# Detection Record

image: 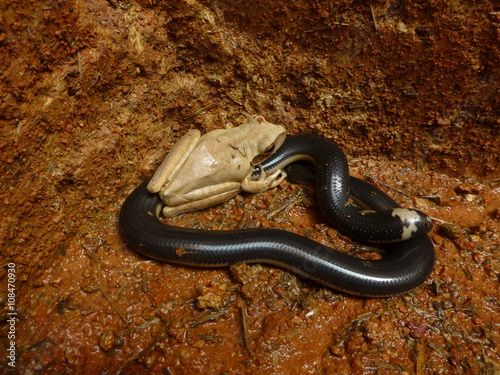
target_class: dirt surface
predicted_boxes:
[1,0,500,374]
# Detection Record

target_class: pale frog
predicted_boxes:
[147,115,287,217]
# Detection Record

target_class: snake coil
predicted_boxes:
[119,135,434,297]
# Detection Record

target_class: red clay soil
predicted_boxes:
[1,0,499,374]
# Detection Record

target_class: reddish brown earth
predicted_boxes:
[1,0,499,374]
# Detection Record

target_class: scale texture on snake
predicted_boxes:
[119,135,435,297]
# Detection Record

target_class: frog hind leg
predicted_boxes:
[162,185,241,217]
[147,129,201,193]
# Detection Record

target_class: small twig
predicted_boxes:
[428,215,452,225]
[77,51,83,78]
[348,102,366,110]
[420,194,455,200]
[189,309,228,328]
[15,120,25,143]
[304,22,349,33]
[365,174,406,196]
[84,250,131,329]
[238,298,251,352]
[135,317,161,330]
[182,103,218,121]
[370,5,379,32]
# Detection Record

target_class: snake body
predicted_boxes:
[119,135,434,297]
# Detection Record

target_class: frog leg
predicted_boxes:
[162,182,242,217]
[147,129,201,193]
[241,167,287,194]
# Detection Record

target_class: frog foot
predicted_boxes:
[241,167,286,194]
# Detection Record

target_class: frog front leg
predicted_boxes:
[147,129,201,193]
[241,167,287,194]
[162,182,242,217]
